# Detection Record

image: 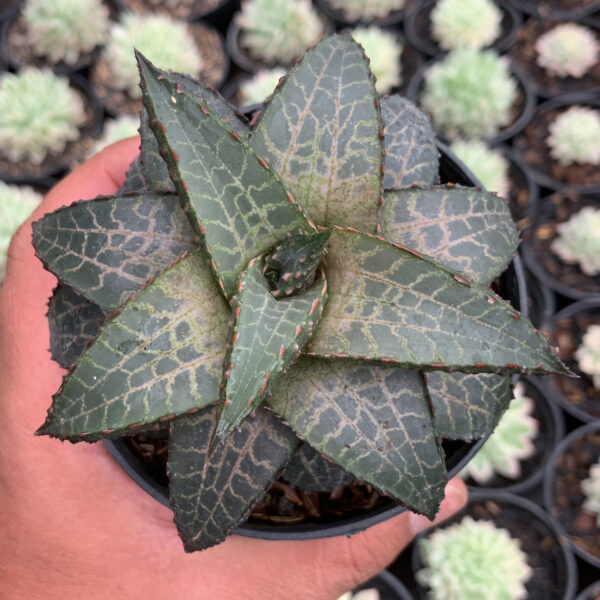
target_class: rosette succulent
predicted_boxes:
[22,0,109,66]
[33,34,567,552]
[575,324,600,388]
[417,516,532,599]
[547,106,600,166]
[238,68,286,106]
[582,457,600,525]
[460,382,538,484]
[536,23,599,79]
[327,0,405,22]
[88,115,139,158]
[430,0,502,51]
[338,589,379,600]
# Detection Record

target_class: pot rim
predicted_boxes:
[505,0,600,21]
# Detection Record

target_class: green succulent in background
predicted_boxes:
[535,23,599,79]
[575,325,600,388]
[430,0,502,51]
[421,48,517,139]
[338,589,379,600]
[0,67,86,165]
[33,34,567,552]
[88,115,139,158]
[460,382,537,484]
[103,12,203,98]
[235,0,325,65]
[350,25,402,94]
[547,106,600,166]
[327,0,405,21]
[0,182,43,280]
[551,207,600,276]
[238,67,286,106]
[450,139,510,199]
[582,457,600,525]
[22,0,109,66]
[416,516,532,600]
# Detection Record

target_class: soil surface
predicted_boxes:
[511,18,600,98]
[119,0,224,20]
[507,159,534,231]
[551,431,600,562]
[526,192,600,297]
[519,0,600,18]
[515,105,600,187]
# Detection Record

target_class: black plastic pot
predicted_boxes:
[543,422,600,570]
[542,299,600,423]
[411,490,578,600]
[577,581,600,600]
[521,192,600,301]
[506,0,600,20]
[0,0,19,25]
[513,94,600,194]
[104,142,530,542]
[356,570,414,600]
[522,266,556,331]
[314,0,408,28]
[462,376,564,496]
[403,0,521,57]
[405,59,536,145]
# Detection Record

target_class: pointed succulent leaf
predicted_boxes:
[282,443,354,492]
[137,53,314,299]
[269,358,446,518]
[213,255,328,447]
[138,72,250,194]
[36,252,229,441]
[48,284,106,369]
[169,406,299,552]
[427,372,512,440]
[381,96,438,189]
[32,193,200,312]
[264,230,331,297]
[250,34,382,231]
[379,185,518,284]
[307,229,567,375]
[119,155,147,194]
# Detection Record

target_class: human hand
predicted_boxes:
[0,139,467,600]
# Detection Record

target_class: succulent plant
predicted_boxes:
[88,115,139,158]
[450,139,510,198]
[0,182,43,279]
[22,0,109,66]
[582,457,600,525]
[238,67,286,106]
[338,589,379,600]
[575,324,600,388]
[421,48,517,139]
[32,34,567,552]
[416,516,532,599]
[460,382,538,484]
[236,0,325,65]
[326,0,405,22]
[535,23,600,79]
[350,26,402,95]
[430,0,502,51]
[103,13,203,98]
[547,106,600,166]
[550,207,600,276]
[0,67,86,165]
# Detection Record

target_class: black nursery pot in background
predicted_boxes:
[313,0,408,28]
[356,570,415,600]
[506,0,600,21]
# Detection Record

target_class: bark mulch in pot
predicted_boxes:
[503,146,539,232]
[507,0,600,20]
[116,0,226,21]
[510,18,600,98]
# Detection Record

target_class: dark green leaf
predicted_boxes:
[36,252,229,441]
[48,284,106,369]
[137,53,314,299]
[119,155,146,194]
[283,443,353,491]
[269,358,446,518]
[169,406,299,552]
[213,256,328,447]
[427,372,512,440]
[250,34,382,231]
[307,229,567,375]
[33,193,200,312]
[381,96,438,189]
[379,185,518,284]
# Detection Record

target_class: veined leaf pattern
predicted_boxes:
[381,96,438,189]
[379,185,518,284]
[250,34,382,231]
[213,256,328,446]
[36,252,229,441]
[33,193,200,312]
[282,443,353,491]
[137,54,314,299]
[169,406,299,552]
[119,155,146,194]
[269,358,446,518]
[427,372,512,440]
[48,284,106,369]
[307,229,567,375]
